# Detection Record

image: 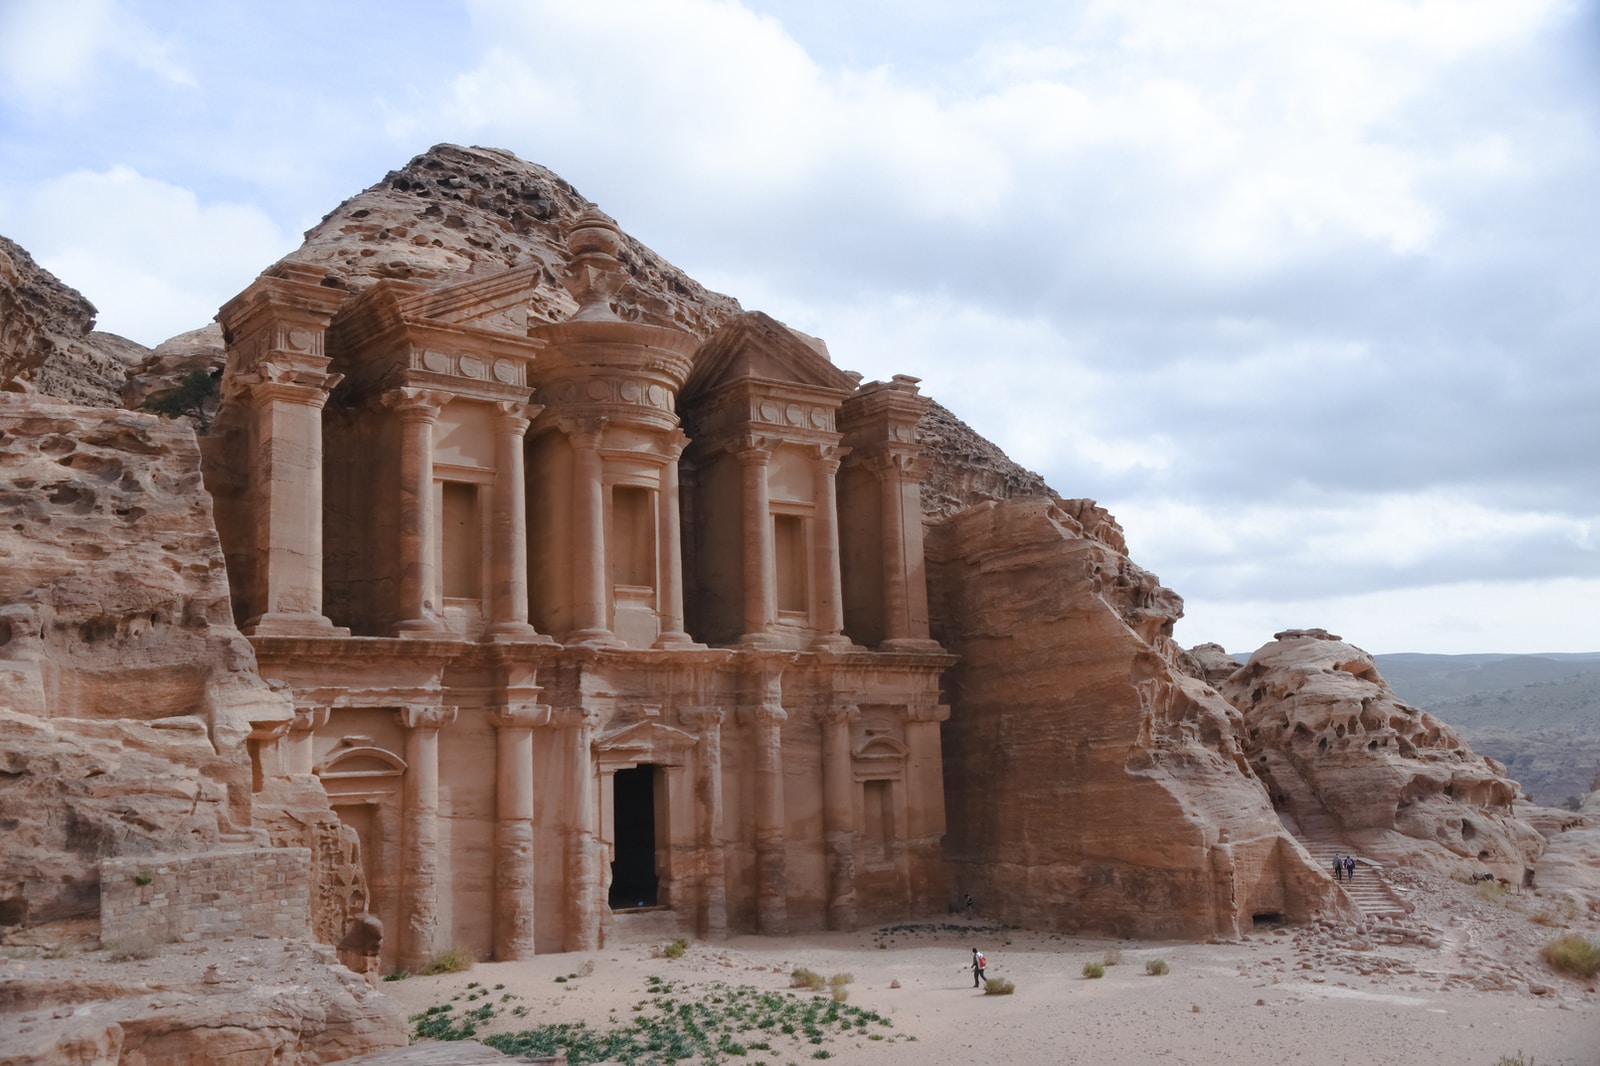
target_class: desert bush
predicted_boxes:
[791,966,826,990]
[1082,962,1105,979]
[1145,959,1170,976]
[425,945,474,975]
[983,977,1015,995]
[1541,934,1600,979]
[1476,880,1509,903]
[1494,1052,1537,1066]
[657,937,690,959]
[1103,946,1123,966]
[828,972,853,1001]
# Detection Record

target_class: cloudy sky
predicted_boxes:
[2,0,1596,656]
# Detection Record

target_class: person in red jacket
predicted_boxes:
[972,947,987,988]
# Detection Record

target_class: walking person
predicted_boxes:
[971,947,987,988]
[964,893,975,919]
[1345,854,1356,881]
[1332,855,1343,882]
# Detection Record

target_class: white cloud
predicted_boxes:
[0,0,193,111]
[0,167,292,344]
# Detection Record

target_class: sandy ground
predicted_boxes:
[384,877,1600,1066]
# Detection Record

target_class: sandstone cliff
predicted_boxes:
[931,497,1345,938]
[0,399,360,941]
[0,234,148,407]
[1217,630,1546,881]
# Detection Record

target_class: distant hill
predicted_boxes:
[1374,652,1600,806]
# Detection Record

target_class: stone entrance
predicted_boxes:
[609,764,662,910]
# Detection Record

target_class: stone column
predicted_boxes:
[242,366,345,636]
[562,419,616,645]
[811,444,851,649]
[487,401,545,642]
[563,706,604,951]
[876,452,935,649]
[737,440,778,647]
[397,704,456,970]
[492,701,550,960]
[385,388,450,635]
[819,699,859,930]
[901,699,950,913]
[748,669,788,933]
[284,705,330,776]
[654,431,695,647]
[681,705,728,937]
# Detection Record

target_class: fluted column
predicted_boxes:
[397,704,456,970]
[819,699,859,930]
[563,706,604,950]
[492,701,550,959]
[487,401,545,642]
[811,444,850,649]
[747,669,788,933]
[284,705,330,775]
[242,366,345,636]
[385,388,450,635]
[654,431,695,647]
[681,705,727,937]
[562,418,616,645]
[737,440,778,647]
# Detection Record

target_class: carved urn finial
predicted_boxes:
[563,206,627,322]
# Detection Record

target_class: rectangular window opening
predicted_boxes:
[611,485,656,589]
[774,513,807,613]
[441,481,481,599]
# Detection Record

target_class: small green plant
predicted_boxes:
[133,873,153,887]
[1494,1052,1537,1066]
[1541,934,1600,979]
[1103,946,1122,966]
[382,969,411,982]
[1082,961,1105,979]
[660,937,690,959]
[1145,959,1170,976]
[790,967,826,991]
[983,977,1015,995]
[425,945,474,975]
[142,369,220,431]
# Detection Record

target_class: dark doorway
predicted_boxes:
[609,765,660,909]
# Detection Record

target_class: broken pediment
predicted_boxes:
[682,311,859,402]
[593,719,701,762]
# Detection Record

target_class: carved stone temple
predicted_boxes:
[202,209,953,969]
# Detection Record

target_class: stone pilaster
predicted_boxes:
[818,699,859,930]
[736,438,779,647]
[902,698,951,912]
[397,704,456,970]
[811,443,851,649]
[384,388,451,636]
[746,669,788,933]
[487,400,547,642]
[872,450,937,650]
[681,705,728,937]
[560,418,618,645]
[561,705,605,950]
[284,705,330,776]
[654,430,696,647]
[492,700,552,959]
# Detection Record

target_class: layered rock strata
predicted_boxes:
[1218,630,1545,880]
[931,497,1344,938]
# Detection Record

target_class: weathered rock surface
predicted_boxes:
[1218,630,1546,880]
[280,143,744,339]
[0,938,407,1065]
[0,235,148,407]
[119,324,226,420]
[932,497,1345,938]
[916,400,1052,521]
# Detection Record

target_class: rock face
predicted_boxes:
[931,498,1344,938]
[0,397,361,946]
[1218,630,1545,880]
[916,400,1052,521]
[0,234,148,406]
[280,142,744,339]
[0,938,406,1066]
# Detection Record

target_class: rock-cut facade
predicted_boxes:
[202,209,953,970]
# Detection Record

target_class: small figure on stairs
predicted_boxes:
[1344,854,1356,881]
[1332,855,1342,882]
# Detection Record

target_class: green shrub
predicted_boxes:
[425,946,474,975]
[133,874,153,887]
[660,937,690,959]
[791,967,826,990]
[1476,879,1509,903]
[1082,962,1105,979]
[983,977,1015,995]
[382,969,411,982]
[1541,934,1600,979]
[1494,1052,1537,1066]
[1103,946,1122,966]
[1145,959,1169,976]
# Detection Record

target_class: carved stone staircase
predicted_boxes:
[1297,838,1410,920]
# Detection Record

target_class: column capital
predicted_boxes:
[247,719,292,744]
[492,400,543,433]
[742,703,788,726]
[812,442,850,473]
[383,386,450,422]
[816,700,859,727]
[662,427,689,462]
[904,699,951,723]
[553,704,605,731]
[397,705,457,731]
[679,705,726,730]
[555,414,607,450]
[290,705,331,735]
[735,433,779,465]
[493,702,554,730]
[865,448,931,481]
